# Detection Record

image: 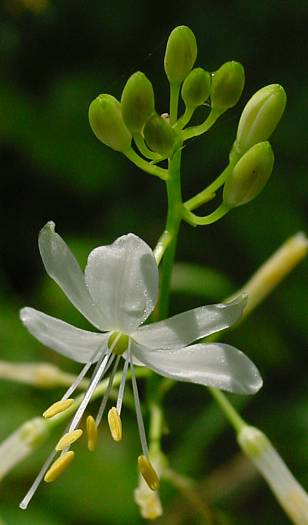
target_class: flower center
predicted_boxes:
[108,332,130,355]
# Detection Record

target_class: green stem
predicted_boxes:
[184,163,233,211]
[149,402,164,454]
[182,202,231,227]
[182,108,222,141]
[174,106,195,130]
[125,148,168,180]
[208,387,246,433]
[157,148,183,318]
[169,82,181,125]
[147,148,183,450]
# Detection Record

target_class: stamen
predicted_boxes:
[86,415,98,452]
[20,448,58,509]
[43,398,74,419]
[66,350,111,436]
[44,451,75,483]
[116,356,129,415]
[95,355,120,426]
[20,342,109,509]
[138,455,160,491]
[129,351,149,457]
[55,429,83,451]
[61,349,101,400]
[108,407,122,441]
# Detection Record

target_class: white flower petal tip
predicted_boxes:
[20,307,107,363]
[41,220,56,233]
[132,341,262,395]
[38,221,108,331]
[238,426,308,525]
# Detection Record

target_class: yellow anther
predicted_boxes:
[43,398,74,419]
[55,429,83,451]
[108,407,122,442]
[138,455,160,491]
[44,451,75,483]
[86,415,98,452]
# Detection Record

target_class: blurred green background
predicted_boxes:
[0,0,307,523]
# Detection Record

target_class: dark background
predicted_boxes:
[0,1,307,524]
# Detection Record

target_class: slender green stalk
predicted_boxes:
[182,202,230,227]
[125,148,168,180]
[149,402,164,455]
[157,148,183,318]
[208,387,246,433]
[147,86,183,451]
[184,164,233,211]
[182,108,222,141]
[169,82,181,124]
[174,106,195,130]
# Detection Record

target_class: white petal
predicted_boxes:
[133,295,247,349]
[131,341,262,394]
[39,222,107,330]
[20,307,108,364]
[84,233,159,333]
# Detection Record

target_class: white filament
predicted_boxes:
[67,351,110,435]
[130,350,149,457]
[116,355,130,415]
[62,348,101,400]
[95,355,120,426]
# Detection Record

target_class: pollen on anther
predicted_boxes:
[55,429,83,451]
[138,455,160,491]
[44,451,75,483]
[43,398,74,419]
[86,415,98,451]
[108,407,122,442]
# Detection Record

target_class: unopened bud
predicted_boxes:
[211,61,245,111]
[164,25,197,84]
[144,113,179,157]
[181,67,211,109]
[223,141,274,207]
[235,84,286,155]
[89,94,132,152]
[238,426,308,525]
[121,72,155,133]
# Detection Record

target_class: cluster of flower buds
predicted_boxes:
[88,25,248,163]
[88,25,286,214]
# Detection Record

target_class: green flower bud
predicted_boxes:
[235,84,286,155]
[144,113,179,157]
[121,71,155,134]
[89,94,132,152]
[223,141,274,207]
[164,25,197,84]
[181,68,211,109]
[211,61,245,111]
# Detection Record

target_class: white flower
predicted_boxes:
[19,222,262,509]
